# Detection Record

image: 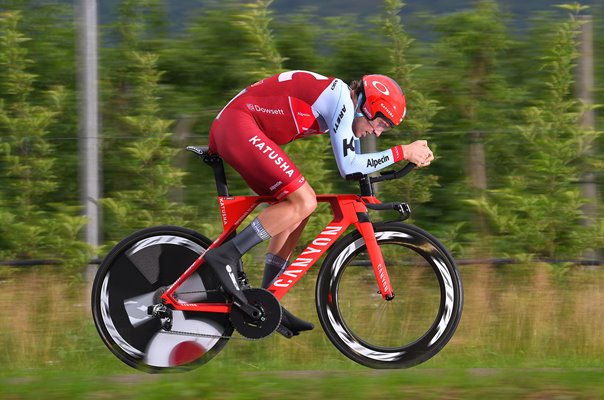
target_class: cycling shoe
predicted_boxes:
[203,242,248,306]
[279,306,314,337]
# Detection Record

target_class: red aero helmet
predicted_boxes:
[361,75,406,127]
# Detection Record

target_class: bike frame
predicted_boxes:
[160,193,394,313]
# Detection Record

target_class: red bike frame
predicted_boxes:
[160,193,393,313]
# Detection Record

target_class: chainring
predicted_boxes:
[230,288,282,339]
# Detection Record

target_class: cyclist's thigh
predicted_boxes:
[210,110,306,200]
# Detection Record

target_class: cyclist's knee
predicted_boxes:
[289,183,317,219]
[301,195,317,218]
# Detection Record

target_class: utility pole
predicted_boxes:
[576,15,599,262]
[78,0,101,260]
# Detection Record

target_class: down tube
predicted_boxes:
[268,223,349,300]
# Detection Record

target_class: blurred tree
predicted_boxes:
[0,0,80,204]
[376,0,440,229]
[0,195,13,260]
[575,14,600,261]
[0,0,601,264]
[157,1,258,214]
[274,7,325,73]
[426,0,518,254]
[588,4,603,260]
[470,4,603,259]
[234,0,285,81]
[321,14,382,84]
[101,0,196,244]
[0,0,76,92]
[0,11,90,269]
[158,0,251,115]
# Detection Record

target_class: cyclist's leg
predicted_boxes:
[205,112,316,307]
[262,217,309,288]
[265,216,310,261]
[257,183,316,237]
[204,184,316,305]
[262,215,312,289]
[262,251,315,335]
[255,185,316,334]
[202,221,269,305]
[236,183,318,331]
[260,216,315,335]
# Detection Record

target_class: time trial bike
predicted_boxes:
[91,145,463,372]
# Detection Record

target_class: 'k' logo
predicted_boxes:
[343,137,355,157]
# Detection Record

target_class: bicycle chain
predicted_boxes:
[161,325,290,341]
[162,287,278,341]
[160,327,253,340]
[173,289,222,295]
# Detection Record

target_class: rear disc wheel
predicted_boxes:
[91,226,233,372]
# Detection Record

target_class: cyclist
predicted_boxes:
[204,70,434,337]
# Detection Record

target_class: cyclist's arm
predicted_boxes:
[314,79,405,177]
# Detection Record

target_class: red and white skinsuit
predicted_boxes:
[209,70,405,199]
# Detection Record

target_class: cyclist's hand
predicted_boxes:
[402,140,434,167]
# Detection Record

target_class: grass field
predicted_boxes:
[1,263,604,398]
[3,367,604,399]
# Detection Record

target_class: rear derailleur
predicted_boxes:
[148,303,173,331]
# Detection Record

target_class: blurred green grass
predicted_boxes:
[1,263,604,397]
[2,367,604,399]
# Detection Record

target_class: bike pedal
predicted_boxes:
[276,324,295,339]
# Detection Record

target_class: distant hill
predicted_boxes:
[96,0,600,31]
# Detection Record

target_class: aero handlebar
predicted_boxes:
[345,162,417,197]
[345,162,417,183]
[370,162,417,184]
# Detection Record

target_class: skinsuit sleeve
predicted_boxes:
[313,79,404,178]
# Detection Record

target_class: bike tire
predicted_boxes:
[315,222,463,369]
[91,226,233,373]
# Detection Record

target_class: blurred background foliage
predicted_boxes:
[2,1,604,388]
[0,0,603,268]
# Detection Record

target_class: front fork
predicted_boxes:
[354,218,395,301]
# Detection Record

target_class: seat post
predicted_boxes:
[185,146,230,196]
[206,156,230,197]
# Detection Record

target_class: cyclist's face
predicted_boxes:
[368,117,392,135]
[353,115,391,138]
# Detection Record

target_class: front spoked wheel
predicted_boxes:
[316,222,463,369]
[91,226,233,373]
